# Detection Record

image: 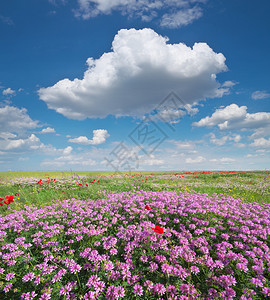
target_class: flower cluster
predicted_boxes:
[0,193,19,207]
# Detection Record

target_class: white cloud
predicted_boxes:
[160,6,203,28]
[18,157,29,161]
[73,0,206,28]
[0,134,41,151]
[0,105,39,133]
[139,158,164,166]
[0,131,73,157]
[221,81,237,88]
[40,127,56,134]
[173,141,195,149]
[39,28,228,120]
[220,157,235,164]
[69,129,109,145]
[209,133,241,146]
[251,90,270,100]
[0,15,14,26]
[210,157,235,164]
[63,146,73,155]
[250,138,270,148]
[2,88,15,96]
[41,153,96,167]
[151,108,186,124]
[186,155,205,163]
[193,104,270,132]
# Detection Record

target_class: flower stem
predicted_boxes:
[76,271,82,289]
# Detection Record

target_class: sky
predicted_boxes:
[0,0,270,172]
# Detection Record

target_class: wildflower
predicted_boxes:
[151,225,164,234]
[149,262,158,272]
[3,283,12,293]
[115,286,125,298]
[161,263,173,275]
[5,272,15,281]
[84,291,97,300]
[86,275,100,287]
[22,272,35,282]
[70,263,82,274]
[145,205,151,210]
[133,284,143,296]
[140,255,148,263]
[250,277,263,287]
[154,283,166,296]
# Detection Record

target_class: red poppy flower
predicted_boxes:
[78,183,83,186]
[145,205,151,210]
[3,200,10,205]
[0,198,3,201]
[86,184,88,187]
[151,225,164,234]
[0,203,3,206]
[15,193,19,196]
[62,191,65,193]
[97,180,100,183]
[5,195,14,201]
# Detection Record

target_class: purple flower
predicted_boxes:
[190,266,200,274]
[133,284,143,296]
[161,263,173,275]
[3,283,12,293]
[5,272,15,281]
[140,255,148,263]
[86,275,100,287]
[149,262,158,272]
[22,272,35,282]
[114,286,125,298]
[70,263,82,274]
[154,283,166,296]
[84,291,97,300]
[95,280,105,293]
[236,263,248,272]
[250,277,263,287]
[262,287,270,297]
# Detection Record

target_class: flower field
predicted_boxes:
[0,171,269,299]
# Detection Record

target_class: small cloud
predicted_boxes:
[0,105,39,133]
[63,146,73,155]
[220,157,235,164]
[40,127,56,134]
[69,129,109,145]
[193,103,270,132]
[18,157,29,161]
[2,88,16,96]
[210,157,236,164]
[0,15,14,25]
[246,154,258,158]
[185,156,205,164]
[209,133,241,146]
[221,81,237,88]
[251,90,270,100]
[160,6,203,28]
[250,138,270,148]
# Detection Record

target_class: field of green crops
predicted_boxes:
[0,170,269,299]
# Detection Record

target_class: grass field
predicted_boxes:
[0,170,269,299]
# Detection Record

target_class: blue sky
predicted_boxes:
[0,0,270,172]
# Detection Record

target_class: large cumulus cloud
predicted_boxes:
[38,28,228,120]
